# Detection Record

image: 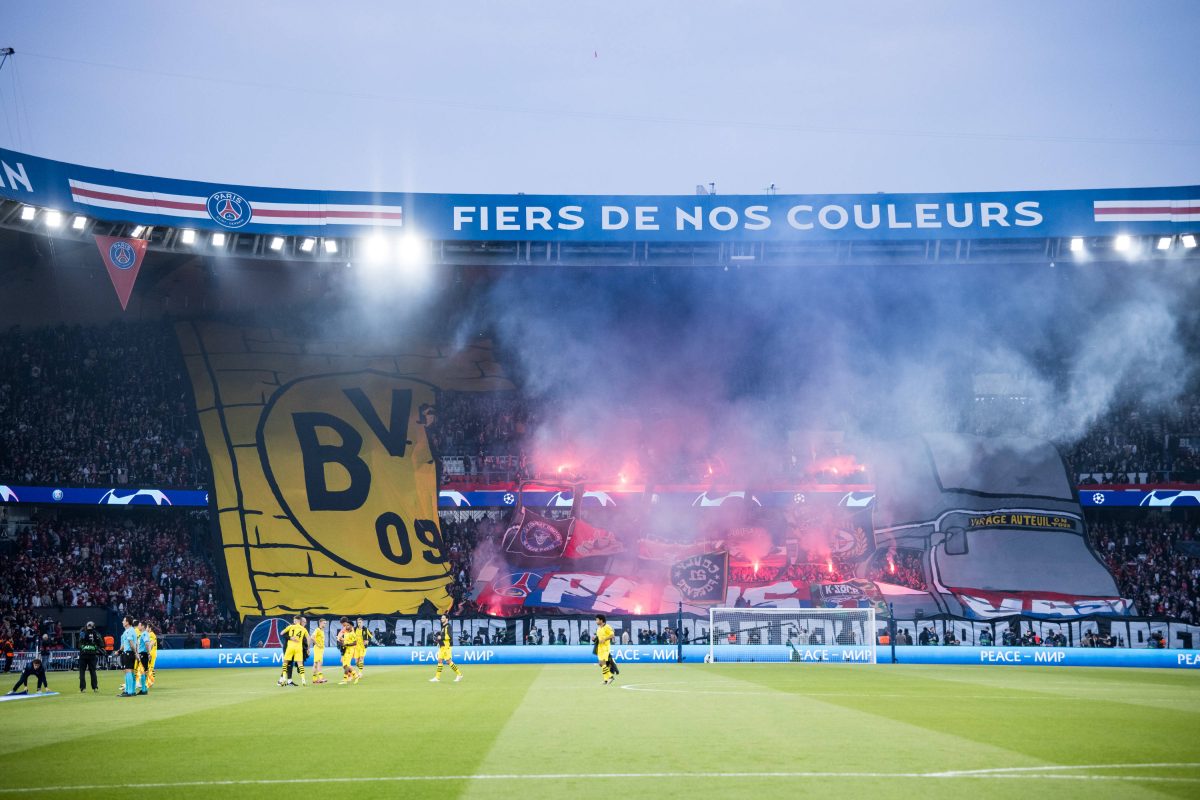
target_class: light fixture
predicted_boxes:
[211,232,226,246]
[180,229,196,245]
[1182,234,1197,249]
[300,237,316,253]
[130,225,146,238]
[20,205,36,221]
[269,236,285,251]
[1156,236,1172,251]
[1114,235,1131,252]
[71,215,87,230]
[1069,237,1084,253]
[362,235,388,263]
[322,239,338,254]
[397,234,425,263]
[43,210,63,228]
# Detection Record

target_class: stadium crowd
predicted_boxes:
[1066,400,1200,483]
[0,323,210,489]
[0,511,235,650]
[1088,516,1200,622]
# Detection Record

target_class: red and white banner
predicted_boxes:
[70,179,403,227]
[1093,199,1200,223]
[94,235,148,311]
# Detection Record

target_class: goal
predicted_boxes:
[707,607,878,664]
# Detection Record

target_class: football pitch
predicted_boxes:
[1,663,1197,799]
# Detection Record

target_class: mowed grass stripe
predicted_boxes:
[0,665,542,797]
[862,664,1200,713]
[1,664,1195,800]
[720,663,1200,796]
[462,663,1057,800]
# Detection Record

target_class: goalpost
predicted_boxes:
[707,607,879,664]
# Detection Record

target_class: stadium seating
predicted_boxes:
[0,510,234,649]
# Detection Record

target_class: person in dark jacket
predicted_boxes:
[78,621,104,693]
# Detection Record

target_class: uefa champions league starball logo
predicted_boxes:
[207,190,252,228]
[109,241,137,270]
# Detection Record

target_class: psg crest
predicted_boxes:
[518,518,566,555]
[670,552,728,603]
[109,241,137,270]
[207,190,252,228]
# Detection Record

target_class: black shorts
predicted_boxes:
[120,651,136,670]
[138,653,150,671]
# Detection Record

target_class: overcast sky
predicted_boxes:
[1,1,1198,195]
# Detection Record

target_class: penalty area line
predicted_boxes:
[3,766,1200,793]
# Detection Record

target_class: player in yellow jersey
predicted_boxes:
[277,616,309,686]
[354,617,373,677]
[337,618,360,684]
[145,623,158,688]
[311,619,328,684]
[429,614,462,682]
[594,614,616,684]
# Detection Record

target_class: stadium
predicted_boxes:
[2,7,1200,799]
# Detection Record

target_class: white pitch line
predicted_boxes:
[617,682,1133,700]
[2,766,1199,794]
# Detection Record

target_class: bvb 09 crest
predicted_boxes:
[258,370,450,587]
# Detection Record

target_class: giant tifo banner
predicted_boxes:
[871,434,1132,620]
[0,147,1197,241]
[463,435,1142,621]
[466,482,884,617]
[177,321,512,618]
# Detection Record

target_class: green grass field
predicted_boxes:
[1,663,1198,799]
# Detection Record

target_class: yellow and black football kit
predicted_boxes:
[311,627,326,682]
[354,625,373,673]
[146,630,158,687]
[279,623,309,683]
[596,623,615,682]
[432,621,462,681]
[339,628,360,683]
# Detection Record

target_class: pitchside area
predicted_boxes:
[0,665,1196,799]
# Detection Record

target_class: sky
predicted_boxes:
[1,1,1198,196]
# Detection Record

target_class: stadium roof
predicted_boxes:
[0,147,1197,267]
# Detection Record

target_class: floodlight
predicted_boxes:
[130,225,146,238]
[20,205,36,221]
[300,237,316,253]
[269,236,285,251]
[43,210,63,228]
[71,215,87,230]
[1114,235,1131,252]
[322,239,339,254]
[1069,238,1084,253]
[397,234,426,263]
[1182,234,1197,249]
[211,232,227,247]
[362,235,388,263]
[181,229,196,245]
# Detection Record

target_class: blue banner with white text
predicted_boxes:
[1,147,1197,242]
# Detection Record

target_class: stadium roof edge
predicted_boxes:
[0,147,1198,260]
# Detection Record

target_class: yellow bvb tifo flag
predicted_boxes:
[177,321,512,618]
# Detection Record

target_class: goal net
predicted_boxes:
[708,607,878,664]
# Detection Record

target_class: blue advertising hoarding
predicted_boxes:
[154,644,1200,670]
[1,147,1197,242]
[0,483,1194,510]
[0,484,208,507]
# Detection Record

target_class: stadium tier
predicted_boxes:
[0,147,1199,657]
